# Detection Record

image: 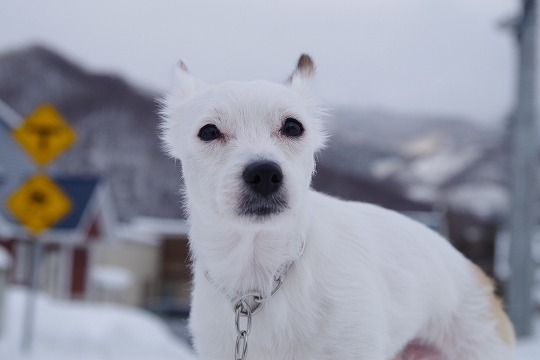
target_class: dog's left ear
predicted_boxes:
[287,54,315,90]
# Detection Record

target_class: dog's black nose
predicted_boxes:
[243,161,283,197]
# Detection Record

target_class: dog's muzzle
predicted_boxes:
[238,161,287,218]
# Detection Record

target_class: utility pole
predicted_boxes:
[507,0,537,338]
[0,97,23,129]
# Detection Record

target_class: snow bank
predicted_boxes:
[444,183,509,220]
[90,265,134,292]
[0,286,538,359]
[0,287,195,360]
[517,317,540,360]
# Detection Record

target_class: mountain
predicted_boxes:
[0,45,515,222]
[0,45,182,221]
[319,108,509,220]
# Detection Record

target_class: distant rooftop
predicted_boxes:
[53,176,100,230]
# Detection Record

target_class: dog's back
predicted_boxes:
[306,190,515,359]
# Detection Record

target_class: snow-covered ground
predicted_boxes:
[0,287,195,360]
[0,286,538,359]
[518,320,540,360]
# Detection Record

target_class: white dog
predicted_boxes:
[161,55,515,360]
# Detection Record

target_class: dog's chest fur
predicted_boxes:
[188,191,473,360]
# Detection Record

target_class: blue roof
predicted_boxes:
[53,177,100,230]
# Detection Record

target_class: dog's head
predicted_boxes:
[161,55,326,223]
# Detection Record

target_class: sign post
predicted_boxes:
[20,237,41,353]
[504,0,538,338]
[4,103,76,352]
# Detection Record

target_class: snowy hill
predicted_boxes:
[319,108,512,219]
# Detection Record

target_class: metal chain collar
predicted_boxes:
[204,239,305,360]
[235,299,251,360]
[233,274,283,360]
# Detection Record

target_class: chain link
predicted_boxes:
[214,238,305,360]
[232,274,285,359]
[235,299,252,360]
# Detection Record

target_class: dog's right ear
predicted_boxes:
[170,60,200,100]
[286,54,327,151]
[287,54,315,90]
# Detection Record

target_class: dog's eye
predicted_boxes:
[198,124,222,141]
[281,118,304,138]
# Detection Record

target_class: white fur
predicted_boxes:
[161,57,515,359]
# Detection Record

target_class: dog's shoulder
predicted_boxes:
[308,189,435,234]
[307,189,460,263]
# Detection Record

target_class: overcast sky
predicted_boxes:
[0,0,521,123]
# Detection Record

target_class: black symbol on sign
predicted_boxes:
[28,124,63,150]
[30,191,47,205]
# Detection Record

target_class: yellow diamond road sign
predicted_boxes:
[12,104,76,166]
[6,174,72,235]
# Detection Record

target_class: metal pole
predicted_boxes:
[0,97,23,129]
[20,238,41,353]
[507,0,537,338]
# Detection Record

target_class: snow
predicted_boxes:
[0,246,11,270]
[371,158,405,179]
[444,183,509,220]
[115,216,189,245]
[407,148,480,186]
[517,317,540,359]
[0,287,195,360]
[0,286,539,359]
[90,265,134,292]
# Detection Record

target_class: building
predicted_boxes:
[0,101,116,300]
